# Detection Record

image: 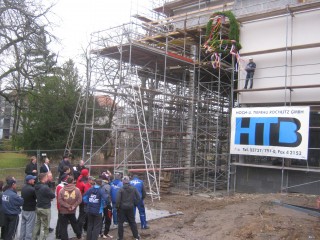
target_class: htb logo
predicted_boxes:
[235,117,302,147]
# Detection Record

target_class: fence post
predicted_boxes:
[37,149,40,176]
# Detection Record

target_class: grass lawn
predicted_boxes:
[0,153,29,187]
[0,153,29,168]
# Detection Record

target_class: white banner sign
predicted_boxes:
[230,106,310,159]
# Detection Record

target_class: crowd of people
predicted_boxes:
[0,155,149,240]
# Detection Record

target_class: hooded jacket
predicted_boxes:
[35,182,55,209]
[21,183,37,211]
[116,183,140,210]
[73,165,87,180]
[58,183,82,214]
[83,185,108,216]
[1,188,24,215]
[76,169,91,195]
[101,180,112,205]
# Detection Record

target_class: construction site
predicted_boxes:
[65,0,320,204]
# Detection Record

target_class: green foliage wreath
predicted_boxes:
[204,11,241,54]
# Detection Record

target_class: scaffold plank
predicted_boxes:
[240,42,320,57]
[235,84,320,93]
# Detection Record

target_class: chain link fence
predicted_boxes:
[0,148,113,189]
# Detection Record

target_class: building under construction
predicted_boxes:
[69,0,320,199]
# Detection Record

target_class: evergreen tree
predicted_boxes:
[18,60,81,150]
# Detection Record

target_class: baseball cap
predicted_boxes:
[25,175,37,182]
[249,56,253,60]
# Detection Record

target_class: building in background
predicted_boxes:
[0,96,13,141]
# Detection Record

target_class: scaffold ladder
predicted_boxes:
[131,85,160,201]
[64,92,85,156]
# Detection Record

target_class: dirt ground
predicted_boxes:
[105,192,320,240]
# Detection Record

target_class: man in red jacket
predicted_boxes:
[58,176,82,240]
[76,169,91,233]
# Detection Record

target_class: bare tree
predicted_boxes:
[0,0,56,147]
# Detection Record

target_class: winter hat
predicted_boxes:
[81,169,89,177]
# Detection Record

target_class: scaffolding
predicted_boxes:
[68,0,320,198]
[68,0,236,198]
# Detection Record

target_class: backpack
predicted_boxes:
[86,187,102,215]
[88,187,101,204]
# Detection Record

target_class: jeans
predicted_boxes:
[118,208,139,240]
[3,214,19,240]
[86,213,102,240]
[244,71,254,89]
[32,208,51,240]
[112,202,118,225]
[19,210,36,240]
[60,213,81,240]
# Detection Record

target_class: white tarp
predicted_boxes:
[230,106,310,159]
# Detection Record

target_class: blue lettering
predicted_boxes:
[234,117,302,147]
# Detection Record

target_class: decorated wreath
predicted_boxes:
[203,11,241,69]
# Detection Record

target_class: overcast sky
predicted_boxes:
[50,0,152,64]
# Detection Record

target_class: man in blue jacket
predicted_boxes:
[110,173,123,225]
[130,175,149,229]
[1,177,24,240]
[83,178,109,240]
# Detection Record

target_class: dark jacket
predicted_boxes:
[58,160,72,177]
[1,188,24,215]
[34,182,55,209]
[101,181,112,205]
[116,183,140,210]
[245,62,256,73]
[21,183,37,211]
[73,165,87,180]
[0,193,5,226]
[25,162,38,176]
[83,185,108,216]
[40,164,50,173]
